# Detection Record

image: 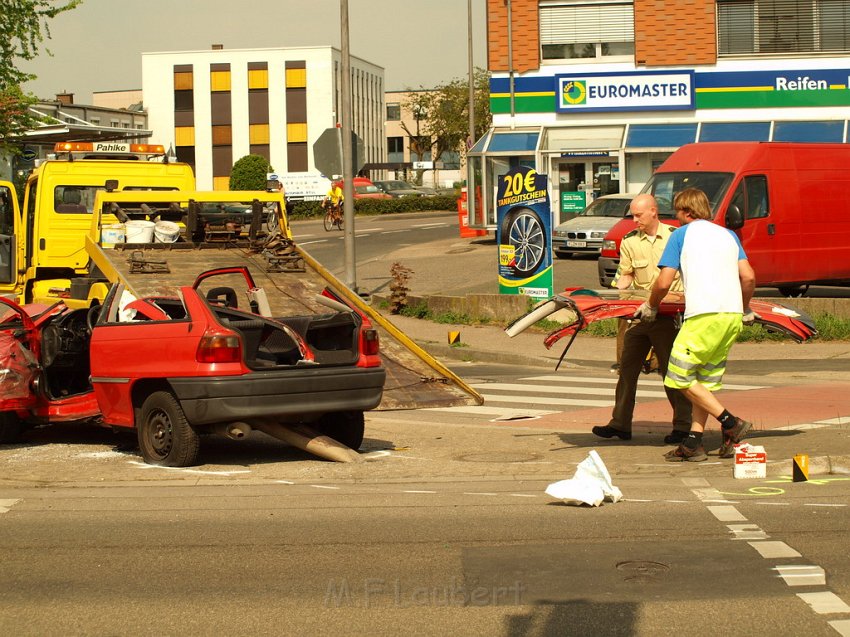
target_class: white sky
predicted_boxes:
[22,0,488,102]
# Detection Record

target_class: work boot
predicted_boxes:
[664,444,707,462]
[592,425,632,441]
[718,418,753,458]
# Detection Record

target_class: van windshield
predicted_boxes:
[640,172,734,219]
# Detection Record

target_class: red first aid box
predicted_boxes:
[733,443,767,479]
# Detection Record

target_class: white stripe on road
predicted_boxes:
[748,541,801,559]
[707,505,747,522]
[472,382,666,399]
[412,223,448,228]
[774,565,826,587]
[797,591,850,612]
[829,619,850,636]
[0,499,21,514]
[424,405,556,417]
[523,375,765,390]
[727,524,769,540]
[480,393,612,408]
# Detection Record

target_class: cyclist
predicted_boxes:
[322,182,344,224]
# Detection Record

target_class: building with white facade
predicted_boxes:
[142,45,385,189]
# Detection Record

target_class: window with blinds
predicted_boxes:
[539,1,634,60]
[718,0,850,55]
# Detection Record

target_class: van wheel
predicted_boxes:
[138,391,200,467]
[0,412,23,444]
[316,411,365,450]
[500,207,547,277]
[778,285,809,298]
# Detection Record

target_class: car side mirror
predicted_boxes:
[725,204,744,230]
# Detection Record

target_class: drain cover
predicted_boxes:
[455,451,542,463]
[616,560,670,583]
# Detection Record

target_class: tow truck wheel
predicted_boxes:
[316,411,365,450]
[138,391,200,467]
[0,412,23,444]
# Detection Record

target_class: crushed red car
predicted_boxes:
[0,266,385,467]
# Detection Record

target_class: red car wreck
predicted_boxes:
[0,266,385,467]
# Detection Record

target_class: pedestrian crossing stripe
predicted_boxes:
[423,405,557,417]
[471,382,668,399]
[523,375,766,391]
[481,393,611,408]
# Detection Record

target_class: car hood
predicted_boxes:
[554,216,623,233]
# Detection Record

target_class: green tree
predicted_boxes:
[402,67,492,174]
[229,154,272,191]
[0,0,81,152]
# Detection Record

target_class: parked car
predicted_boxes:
[552,193,636,258]
[334,177,392,200]
[0,267,386,467]
[373,180,423,198]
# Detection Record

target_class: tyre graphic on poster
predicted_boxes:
[497,167,553,299]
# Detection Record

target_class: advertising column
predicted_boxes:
[496,167,553,299]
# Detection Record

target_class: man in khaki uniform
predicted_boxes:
[592,194,692,443]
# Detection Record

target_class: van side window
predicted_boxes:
[0,186,13,235]
[729,175,769,221]
[744,175,769,220]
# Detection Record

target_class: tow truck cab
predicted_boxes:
[0,141,195,307]
[598,142,850,295]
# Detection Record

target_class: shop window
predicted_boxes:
[540,1,634,61]
[625,124,697,148]
[699,122,771,142]
[773,120,845,142]
[718,0,850,55]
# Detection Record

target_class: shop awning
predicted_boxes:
[543,125,625,151]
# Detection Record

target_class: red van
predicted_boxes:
[598,142,850,296]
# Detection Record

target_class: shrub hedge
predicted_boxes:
[288,194,457,220]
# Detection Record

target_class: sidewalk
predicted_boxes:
[381,313,850,477]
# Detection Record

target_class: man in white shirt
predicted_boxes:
[636,187,757,462]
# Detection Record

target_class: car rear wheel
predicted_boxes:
[138,391,200,467]
[778,284,809,298]
[0,412,23,444]
[316,411,365,450]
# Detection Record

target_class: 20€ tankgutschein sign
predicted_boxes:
[496,166,553,299]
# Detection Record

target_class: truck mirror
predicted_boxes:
[105,179,119,192]
[725,204,744,230]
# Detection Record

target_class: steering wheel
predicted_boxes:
[86,304,101,332]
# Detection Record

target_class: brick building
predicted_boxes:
[471,0,850,227]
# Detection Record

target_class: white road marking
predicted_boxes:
[309,485,341,490]
[473,382,667,399]
[412,223,448,228]
[829,619,850,636]
[814,417,847,425]
[508,493,538,498]
[403,490,437,494]
[682,478,711,487]
[775,424,832,431]
[727,524,769,540]
[522,375,765,390]
[804,503,847,508]
[707,505,747,522]
[424,405,557,417]
[692,487,725,501]
[463,492,498,496]
[380,230,406,234]
[774,565,826,587]
[797,591,850,613]
[276,480,295,485]
[480,393,612,408]
[748,541,801,559]
[127,461,250,476]
[0,499,21,514]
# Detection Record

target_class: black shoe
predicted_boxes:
[592,425,632,441]
[664,430,690,445]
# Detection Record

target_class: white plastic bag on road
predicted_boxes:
[545,450,623,507]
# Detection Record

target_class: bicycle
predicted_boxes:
[322,200,344,232]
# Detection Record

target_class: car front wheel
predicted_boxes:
[316,411,365,450]
[138,391,200,467]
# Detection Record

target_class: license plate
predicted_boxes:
[566,240,586,248]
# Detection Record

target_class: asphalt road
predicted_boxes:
[290,211,850,299]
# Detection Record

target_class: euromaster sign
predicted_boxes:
[556,71,695,113]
